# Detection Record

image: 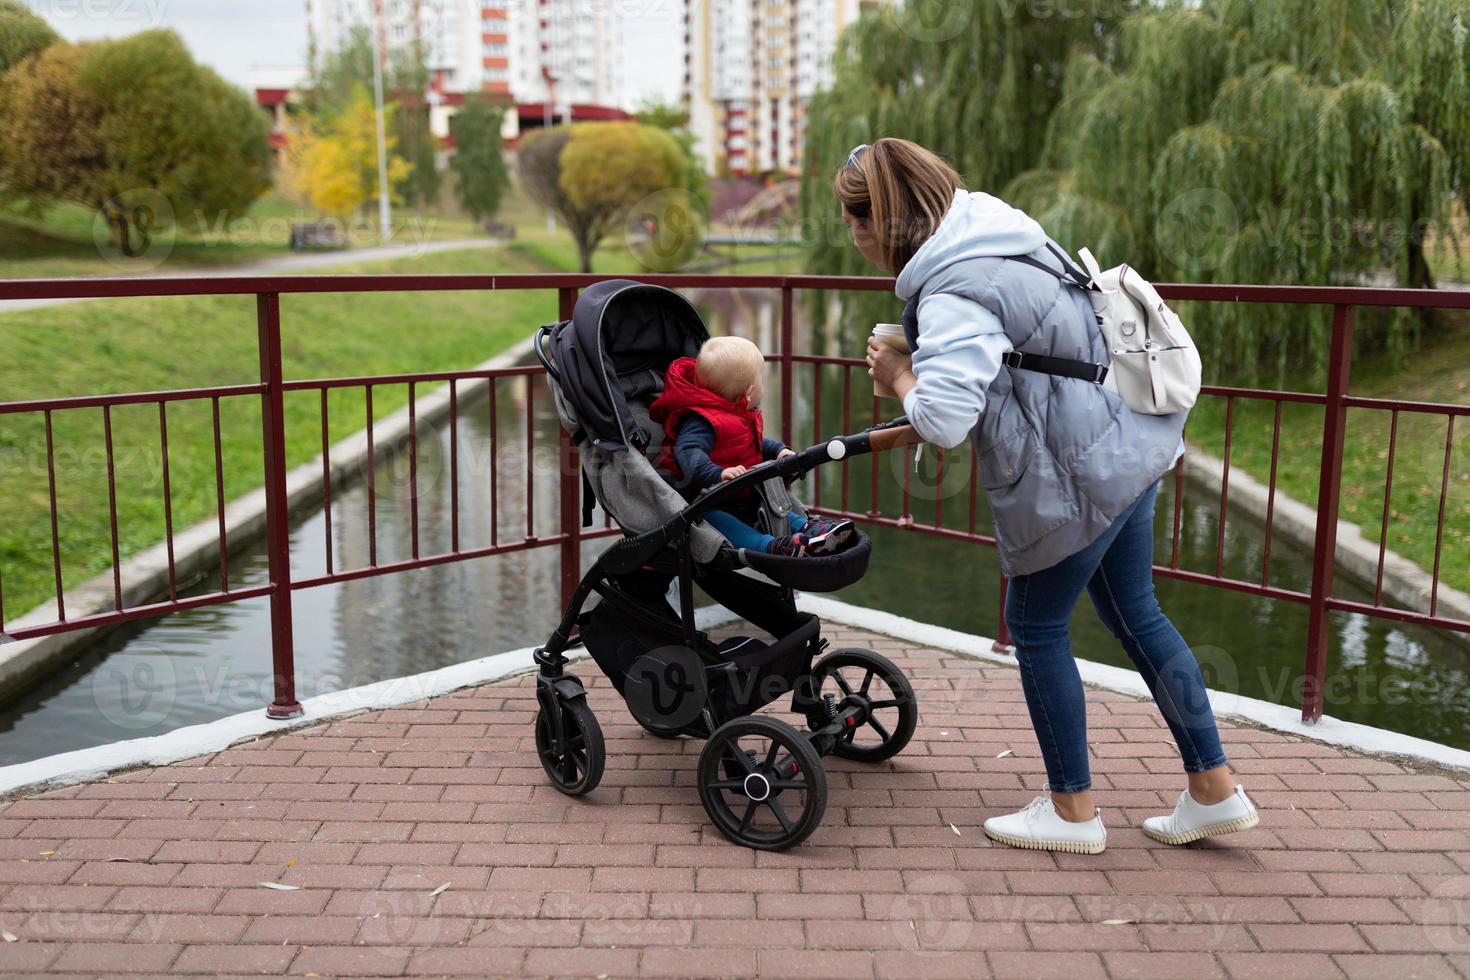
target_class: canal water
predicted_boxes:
[1,285,1466,765]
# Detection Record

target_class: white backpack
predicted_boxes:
[1012,244,1202,416]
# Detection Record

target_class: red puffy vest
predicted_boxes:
[650,356,765,478]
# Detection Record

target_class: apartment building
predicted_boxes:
[683,0,862,175]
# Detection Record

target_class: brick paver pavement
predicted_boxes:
[3,624,1469,978]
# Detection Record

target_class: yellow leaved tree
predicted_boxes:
[285,88,412,222]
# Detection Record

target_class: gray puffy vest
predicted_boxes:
[904,242,1187,577]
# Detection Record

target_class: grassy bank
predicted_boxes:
[1185,322,1469,595]
[0,245,560,620]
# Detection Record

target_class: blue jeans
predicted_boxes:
[703,509,806,551]
[1004,481,1228,793]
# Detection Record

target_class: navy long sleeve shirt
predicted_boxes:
[672,415,788,491]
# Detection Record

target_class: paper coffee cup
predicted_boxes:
[869,323,911,399]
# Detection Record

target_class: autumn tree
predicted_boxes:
[449,96,511,223]
[286,88,413,220]
[0,29,271,254]
[0,0,57,74]
[308,24,440,208]
[519,122,691,272]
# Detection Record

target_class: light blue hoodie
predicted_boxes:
[894,189,1047,449]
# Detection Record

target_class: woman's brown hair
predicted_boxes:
[834,137,963,274]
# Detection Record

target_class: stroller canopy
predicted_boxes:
[550,280,708,452]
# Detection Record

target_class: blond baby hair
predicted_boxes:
[695,336,764,401]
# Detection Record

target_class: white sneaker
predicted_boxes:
[982,795,1107,854]
[1142,785,1260,845]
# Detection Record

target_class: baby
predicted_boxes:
[650,336,854,557]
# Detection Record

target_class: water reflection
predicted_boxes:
[0,286,1465,765]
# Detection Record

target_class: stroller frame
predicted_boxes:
[533,416,924,850]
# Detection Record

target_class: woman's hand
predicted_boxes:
[867,338,917,397]
[776,448,796,461]
[720,465,747,482]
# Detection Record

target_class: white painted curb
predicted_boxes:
[797,594,1470,773]
[3,592,1466,799]
[0,604,740,798]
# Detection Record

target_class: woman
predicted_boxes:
[843,138,1259,854]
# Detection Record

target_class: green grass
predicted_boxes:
[0,192,494,281]
[0,244,561,620]
[1185,322,1470,595]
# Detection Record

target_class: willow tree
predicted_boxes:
[1007,0,1470,380]
[798,1,1141,278]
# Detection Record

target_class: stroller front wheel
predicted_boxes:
[535,698,605,796]
[811,648,918,762]
[697,715,827,850]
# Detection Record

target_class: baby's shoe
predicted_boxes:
[802,518,855,555]
[766,533,810,557]
[983,795,1107,854]
[1142,785,1259,845]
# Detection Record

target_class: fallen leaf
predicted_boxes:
[940,730,950,736]
[37,851,55,857]
[258,882,299,891]
[950,823,962,836]
[2,932,16,942]
[430,882,451,897]
[1101,918,1135,926]
[996,749,1014,759]
[284,860,297,868]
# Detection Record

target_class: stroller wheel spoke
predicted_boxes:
[762,739,782,771]
[764,798,794,834]
[769,779,805,791]
[831,670,855,696]
[866,716,891,743]
[737,800,759,833]
[859,670,874,696]
[867,698,902,710]
[707,779,745,792]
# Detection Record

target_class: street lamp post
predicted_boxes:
[542,65,557,236]
[371,0,393,243]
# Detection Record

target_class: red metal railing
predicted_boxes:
[1,274,1466,724]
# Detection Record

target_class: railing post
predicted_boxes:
[557,287,581,610]
[780,284,794,446]
[1302,304,1354,723]
[992,574,1014,654]
[258,293,303,720]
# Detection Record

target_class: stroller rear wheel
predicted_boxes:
[811,648,917,762]
[535,698,605,796]
[697,715,827,850]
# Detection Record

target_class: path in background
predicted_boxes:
[0,238,504,315]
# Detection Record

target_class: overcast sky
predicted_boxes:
[37,0,681,107]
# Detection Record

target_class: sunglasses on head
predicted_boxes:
[844,143,869,169]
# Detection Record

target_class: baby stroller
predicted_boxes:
[530,280,922,850]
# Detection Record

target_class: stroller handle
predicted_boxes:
[681,416,920,523]
[533,325,560,382]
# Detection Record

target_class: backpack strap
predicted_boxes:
[1009,242,1094,290]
